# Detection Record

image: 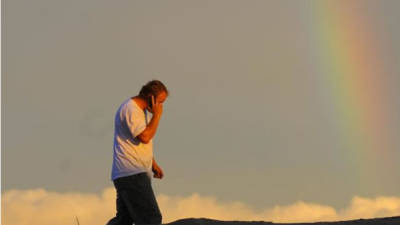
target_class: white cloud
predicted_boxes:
[2,187,400,225]
[2,188,116,225]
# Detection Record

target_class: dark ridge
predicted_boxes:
[166,215,400,225]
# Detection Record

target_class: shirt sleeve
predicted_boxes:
[125,106,147,139]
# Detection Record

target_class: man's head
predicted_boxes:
[138,80,169,112]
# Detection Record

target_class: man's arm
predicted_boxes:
[152,157,164,179]
[152,157,157,168]
[137,96,163,144]
[137,113,161,144]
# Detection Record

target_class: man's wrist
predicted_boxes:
[153,112,162,119]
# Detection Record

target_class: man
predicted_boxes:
[107,80,169,225]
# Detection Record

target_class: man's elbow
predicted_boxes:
[137,133,150,144]
[141,138,150,144]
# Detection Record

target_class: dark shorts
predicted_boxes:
[106,172,162,225]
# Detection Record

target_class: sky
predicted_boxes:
[2,0,400,224]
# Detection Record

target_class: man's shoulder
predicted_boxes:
[119,98,143,116]
[119,98,134,109]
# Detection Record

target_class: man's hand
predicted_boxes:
[151,95,163,116]
[152,161,164,179]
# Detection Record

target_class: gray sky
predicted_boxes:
[2,0,400,210]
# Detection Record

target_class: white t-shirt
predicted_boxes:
[111,97,153,181]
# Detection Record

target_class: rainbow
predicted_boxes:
[304,1,394,189]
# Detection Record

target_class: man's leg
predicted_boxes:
[106,186,135,225]
[135,173,162,225]
[117,173,162,225]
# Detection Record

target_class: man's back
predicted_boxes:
[111,98,153,181]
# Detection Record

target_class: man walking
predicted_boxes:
[107,80,169,225]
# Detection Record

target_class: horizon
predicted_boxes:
[2,1,400,225]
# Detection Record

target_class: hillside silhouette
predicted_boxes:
[166,215,400,225]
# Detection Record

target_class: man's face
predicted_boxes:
[156,91,168,104]
[147,91,168,113]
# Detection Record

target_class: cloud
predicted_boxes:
[2,188,116,225]
[2,187,400,225]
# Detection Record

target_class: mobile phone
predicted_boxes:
[147,95,155,110]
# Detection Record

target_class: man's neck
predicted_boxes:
[132,96,147,111]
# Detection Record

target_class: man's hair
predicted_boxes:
[138,80,169,99]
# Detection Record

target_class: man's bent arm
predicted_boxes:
[137,113,161,144]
